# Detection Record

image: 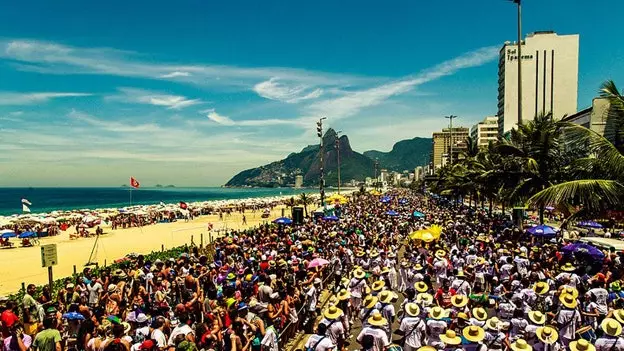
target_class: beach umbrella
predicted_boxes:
[526,224,557,237]
[380,196,392,203]
[18,231,37,239]
[322,215,339,221]
[561,243,605,260]
[386,210,399,217]
[63,312,85,321]
[545,206,555,211]
[308,258,330,268]
[413,211,425,218]
[409,229,436,242]
[1,232,17,239]
[273,217,292,225]
[577,220,603,229]
[326,194,348,204]
[398,199,409,205]
[0,229,15,234]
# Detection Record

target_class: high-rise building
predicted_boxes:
[294,175,303,188]
[431,127,470,169]
[471,116,499,147]
[497,31,579,136]
[414,166,423,180]
[562,97,610,137]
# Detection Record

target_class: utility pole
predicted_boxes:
[512,0,523,127]
[445,115,458,165]
[335,130,342,194]
[374,159,379,190]
[316,118,327,206]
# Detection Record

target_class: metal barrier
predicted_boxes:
[278,263,338,349]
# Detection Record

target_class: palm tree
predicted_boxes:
[599,80,624,153]
[284,197,296,216]
[298,193,314,217]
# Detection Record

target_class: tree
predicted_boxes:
[298,193,315,217]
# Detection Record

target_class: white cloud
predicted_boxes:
[206,109,235,126]
[160,71,191,78]
[0,92,91,105]
[202,108,305,127]
[108,87,202,110]
[307,45,499,119]
[253,78,323,103]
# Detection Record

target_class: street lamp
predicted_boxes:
[316,117,327,206]
[511,0,523,127]
[335,130,342,194]
[445,115,458,165]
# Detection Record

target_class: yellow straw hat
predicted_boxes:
[372,280,385,291]
[462,326,485,343]
[451,295,469,308]
[439,330,461,345]
[429,306,448,320]
[416,293,433,305]
[435,250,446,259]
[614,309,624,324]
[381,267,390,275]
[336,289,351,301]
[379,290,393,304]
[485,317,501,330]
[602,318,623,337]
[528,311,546,325]
[414,282,428,293]
[323,305,343,320]
[536,326,559,344]
[363,295,378,309]
[533,282,549,295]
[353,270,366,279]
[405,303,420,317]
[559,293,578,309]
[511,339,533,351]
[472,307,488,321]
[560,262,576,272]
[561,286,579,299]
[569,339,595,351]
[416,347,436,351]
[368,312,387,327]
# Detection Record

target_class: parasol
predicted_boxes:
[18,231,37,239]
[63,312,85,320]
[1,232,17,239]
[380,196,392,203]
[273,217,293,225]
[308,258,330,268]
[413,211,425,218]
[386,210,399,217]
[526,224,557,237]
[577,221,603,229]
[322,215,339,221]
[561,243,605,260]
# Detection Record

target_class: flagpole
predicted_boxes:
[130,189,133,207]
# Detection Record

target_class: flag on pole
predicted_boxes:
[179,202,188,210]
[130,177,140,189]
[21,198,31,213]
[21,198,32,206]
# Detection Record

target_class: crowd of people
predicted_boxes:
[1,190,623,351]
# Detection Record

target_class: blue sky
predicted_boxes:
[0,0,622,186]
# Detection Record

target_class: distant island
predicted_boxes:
[155,184,176,188]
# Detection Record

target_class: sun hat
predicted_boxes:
[370,250,379,258]
[414,282,428,293]
[400,261,409,268]
[440,330,461,345]
[381,267,390,275]
[337,289,351,301]
[511,339,532,351]
[528,311,546,325]
[559,293,578,309]
[136,313,149,323]
[139,340,155,350]
[435,250,446,259]
[485,317,501,330]
[561,286,579,299]
[569,339,595,351]
[107,284,117,293]
[364,295,378,309]
[463,326,485,343]
[536,326,558,344]
[416,347,436,351]
[613,309,624,324]
[388,252,396,258]
[602,318,623,337]
[533,282,549,295]
[451,295,469,308]
[414,263,424,271]
[429,306,447,320]
[472,307,488,321]
[457,312,469,321]
[227,273,236,280]
[416,293,433,305]
[456,269,466,278]
[353,270,366,279]
[323,305,343,320]
[368,312,387,327]
[405,303,420,317]
[560,262,576,272]
[121,322,131,334]
[379,290,393,304]
[372,280,385,291]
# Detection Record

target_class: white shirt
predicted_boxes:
[596,336,624,351]
[399,317,425,348]
[168,324,194,346]
[588,288,609,315]
[357,327,389,351]
[305,334,336,351]
[151,329,167,349]
[261,326,279,351]
[556,309,581,339]
[320,318,345,345]
[349,277,367,298]
[307,285,318,311]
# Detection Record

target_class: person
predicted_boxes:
[396,303,425,351]
[2,301,21,338]
[357,313,389,351]
[260,318,278,351]
[150,317,168,350]
[425,307,448,349]
[4,323,32,351]
[304,323,335,351]
[320,306,345,351]
[32,317,61,351]
[556,291,582,348]
[595,318,624,351]
[23,284,42,337]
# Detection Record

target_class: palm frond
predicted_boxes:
[527,179,624,212]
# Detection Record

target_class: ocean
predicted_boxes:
[0,187,313,216]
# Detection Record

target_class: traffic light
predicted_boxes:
[316,121,322,137]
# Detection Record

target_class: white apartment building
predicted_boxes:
[471,116,499,147]
[498,31,579,135]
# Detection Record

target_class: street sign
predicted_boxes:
[41,244,58,267]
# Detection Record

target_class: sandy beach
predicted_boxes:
[0,206,286,295]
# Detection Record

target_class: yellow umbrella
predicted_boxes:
[369,189,381,196]
[409,229,437,242]
[326,194,348,204]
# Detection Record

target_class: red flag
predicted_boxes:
[179,201,188,210]
[130,177,140,189]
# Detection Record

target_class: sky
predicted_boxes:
[1,0,623,187]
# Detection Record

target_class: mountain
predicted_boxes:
[363,137,432,172]
[225,129,375,187]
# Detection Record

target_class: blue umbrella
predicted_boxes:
[322,215,339,221]
[578,220,603,229]
[526,224,557,237]
[63,312,85,321]
[380,196,391,203]
[398,199,408,205]
[273,217,292,225]
[561,243,605,260]
[1,232,16,239]
[413,211,425,218]
[18,231,37,239]
[386,210,399,217]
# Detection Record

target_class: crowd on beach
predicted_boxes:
[1,190,624,351]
